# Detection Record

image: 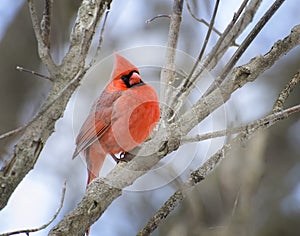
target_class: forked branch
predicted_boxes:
[138,68,300,234]
[0,181,66,236]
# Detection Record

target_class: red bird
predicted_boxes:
[73,54,160,187]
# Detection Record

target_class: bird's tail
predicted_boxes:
[85,142,106,186]
[84,143,106,235]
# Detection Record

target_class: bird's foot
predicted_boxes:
[110,152,134,163]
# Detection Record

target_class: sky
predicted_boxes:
[0,0,23,40]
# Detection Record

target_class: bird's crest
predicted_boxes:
[111,54,139,80]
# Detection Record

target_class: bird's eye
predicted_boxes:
[121,70,141,88]
[121,75,130,87]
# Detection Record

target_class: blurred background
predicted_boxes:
[0,0,300,235]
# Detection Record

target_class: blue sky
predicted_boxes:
[0,0,24,40]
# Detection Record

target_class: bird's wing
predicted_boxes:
[72,106,113,159]
[72,90,123,159]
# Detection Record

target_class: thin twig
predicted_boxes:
[27,0,43,44]
[161,0,184,119]
[0,126,25,141]
[194,0,221,62]
[29,69,85,126]
[145,14,171,24]
[0,180,67,236]
[16,66,53,81]
[204,0,286,96]
[174,0,251,102]
[41,0,53,48]
[186,0,220,34]
[137,190,184,236]
[231,188,241,218]
[182,0,221,101]
[181,96,300,143]
[177,24,300,139]
[27,0,57,74]
[138,67,300,234]
[138,103,300,235]
[185,0,239,46]
[89,9,110,68]
[273,70,300,112]
[95,10,109,59]
[0,69,85,143]
[181,126,240,144]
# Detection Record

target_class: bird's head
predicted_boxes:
[107,54,144,92]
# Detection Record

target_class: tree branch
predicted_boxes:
[187,0,221,75]
[273,70,300,112]
[145,14,171,23]
[204,0,286,96]
[27,0,57,76]
[168,0,221,117]
[0,127,24,141]
[61,0,111,73]
[173,0,260,108]
[41,0,53,48]
[0,180,66,236]
[137,189,184,236]
[0,0,112,211]
[138,99,300,235]
[177,24,300,136]
[185,0,227,39]
[161,0,183,119]
[137,65,300,234]
[49,139,173,235]
[16,66,53,81]
[49,20,300,236]
[88,9,110,68]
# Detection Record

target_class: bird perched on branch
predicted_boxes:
[73,54,160,187]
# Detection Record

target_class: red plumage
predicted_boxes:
[73,54,160,186]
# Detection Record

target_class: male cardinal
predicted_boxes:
[73,54,160,187]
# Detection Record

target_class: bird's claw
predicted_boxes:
[110,152,134,163]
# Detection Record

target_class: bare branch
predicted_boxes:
[182,68,300,144]
[204,0,286,96]
[0,127,24,141]
[16,66,53,81]
[138,64,300,234]
[181,126,243,144]
[174,0,254,105]
[198,0,258,71]
[190,108,300,186]
[27,0,57,75]
[145,14,171,24]
[0,180,66,236]
[231,189,241,218]
[50,20,300,235]
[0,68,86,210]
[137,190,184,236]
[94,9,110,58]
[161,0,184,120]
[89,9,110,67]
[177,24,300,136]
[41,0,53,48]
[185,0,238,46]
[0,68,83,143]
[179,0,221,110]
[49,140,172,235]
[194,0,221,64]
[273,70,300,112]
[61,0,111,71]
[0,0,112,211]
[138,103,300,234]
